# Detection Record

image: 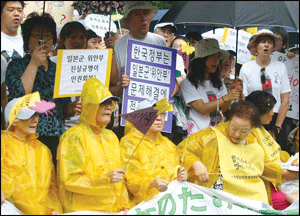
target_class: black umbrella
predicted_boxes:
[158,1,299,77]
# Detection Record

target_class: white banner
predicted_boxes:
[271,52,299,120]
[2,180,298,215]
[85,14,118,39]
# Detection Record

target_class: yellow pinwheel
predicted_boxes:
[153,98,173,115]
[181,41,195,55]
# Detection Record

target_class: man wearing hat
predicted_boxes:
[110,1,166,97]
[154,22,177,47]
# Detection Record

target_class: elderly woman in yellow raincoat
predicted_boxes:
[178,100,283,204]
[1,92,62,215]
[57,78,131,213]
[120,99,188,205]
[246,91,299,209]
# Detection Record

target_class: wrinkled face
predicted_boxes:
[1,1,24,34]
[172,38,185,51]
[155,26,175,47]
[227,116,252,144]
[63,30,86,49]
[96,99,114,127]
[87,36,102,49]
[28,26,54,54]
[12,113,39,138]
[205,52,221,73]
[125,9,151,39]
[148,113,166,133]
[256,36,274,57]
[260,109,274,125]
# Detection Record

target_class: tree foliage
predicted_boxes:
[145,1,177,10]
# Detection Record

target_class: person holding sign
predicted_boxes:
[1,92,62,215]
[120,98,188,205]
[180,38,242,135]
[239,30,291,152]
[246,91,299,210]
[86,29,106,49]
[56,78,131,214]
[4,12,80,168]
[177,100,283,204]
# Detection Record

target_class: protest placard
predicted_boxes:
[53,49,113,98]
[121,39,177,133]
[202,28,254,64]
[271,52,299,120]
[85,14,118,39]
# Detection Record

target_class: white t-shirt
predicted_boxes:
[176,54,186,79]
[1,32,24,58]
[239,58,291,113]
[180,79,228,135]
[51,56,80,129]
[114,32,166,80]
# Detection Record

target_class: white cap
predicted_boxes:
[4,98,37,124]
[100,96,120,104]
[154,22,177,33]
[135,98,158,111]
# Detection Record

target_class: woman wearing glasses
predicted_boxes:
[5,12,80,168]
[180,38,242,135]
[239,30,291,149]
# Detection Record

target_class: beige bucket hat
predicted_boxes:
[247,29,282,55]
[190,38,230,63]
[120,1,158,29]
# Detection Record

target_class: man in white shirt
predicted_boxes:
[1,1,25,60]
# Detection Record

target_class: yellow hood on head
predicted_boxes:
[79,78,116,127]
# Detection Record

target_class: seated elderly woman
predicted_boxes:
[177,100,283,204]
[246,90,299,210]
[56,78,131,213]
[1,93,62,215]
[120,99,188,205]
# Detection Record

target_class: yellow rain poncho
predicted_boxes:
[178,122,283,204]
[251,126,288,206]
[57,78,131,213]
[120,121,180,205]
[1,130,63,215]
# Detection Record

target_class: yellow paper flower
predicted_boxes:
[181,41,195,55]
[154,98,173,115]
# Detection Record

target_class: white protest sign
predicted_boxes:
[85,14,118,39]
[54,49,113,98]
[23,1,73,27]
[271,52,299,120]
[202,28,254,64]
[1,201,23,215]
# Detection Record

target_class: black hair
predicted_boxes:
[187,57,222,90]
[170,35,189,48]
[86,29,99,41]
[21,12,57,53]
[1,1,24,14]
[269,27,288,52]
[246,90,277,115]
[59,21,87,49]
[186,31,203,42]
[227,100,261,128]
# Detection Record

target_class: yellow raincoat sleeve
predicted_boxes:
[177,128,220,187]
[120,136,159,203]
[58,128,112,196]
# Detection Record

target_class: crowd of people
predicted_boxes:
[1,1,299,215]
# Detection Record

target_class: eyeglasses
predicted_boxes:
[261,68,266,84]
[30,34,53,41]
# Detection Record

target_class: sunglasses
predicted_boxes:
[261,68,266,84]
